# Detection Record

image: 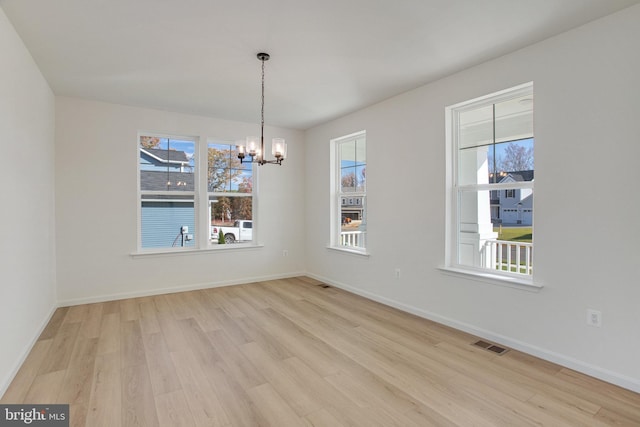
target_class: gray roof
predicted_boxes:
[143,148,189,163]
[140,170,194,191]
[490,170,534,183]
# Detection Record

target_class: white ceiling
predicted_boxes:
[2,0,638,130]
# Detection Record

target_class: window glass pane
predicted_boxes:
[209,195,253,243]
[458,187,533,275]
[208,142,251,193]
[494,96,533,144]
[140,136,195,192]
[459,138,534,186]
[492,187,534,226]
[458,145,492,186]
[459,105,494,149]
[140,199,195,249]
[340,196,366,249]
[491,139,534,174]
[355,164,366,192]
[340,139,356,164]
[341,168,357,192]
[354,137,366,167]
[340,138,366,193]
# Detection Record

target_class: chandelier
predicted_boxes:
[238,52,286,165]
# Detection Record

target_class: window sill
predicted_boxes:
[131,243,264,258]
[438,266,542,292]
[326,246,370,257]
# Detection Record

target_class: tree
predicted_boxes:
[489,142,534,174]
[213,197,232,223]
[207,146,243,191]
[140,136,160,149]
[341,172,356,190]
[501,143,533,171]
[236,177,253,219]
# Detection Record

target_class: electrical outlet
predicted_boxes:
[394,268,401,279]
[282,250,289,257]
[587,309,602,327]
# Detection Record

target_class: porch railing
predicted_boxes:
[340,231,366,248]
[482,239,533,275]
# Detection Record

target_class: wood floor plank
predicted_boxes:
[56,337,99,405]
[142,332,182,396]
[120,320,146,368]
[169,350,230,427]
[175,317,223,366]
[82,303,105,339]
[323,369,456,427]
[120,298,141,322]
[97,312,121,355]
[304,408,346,427]
[85,352,121,427]
[39,307,69,340]
[23,370,66,404]
[0,339,53,403]
[121,363,159,427]
[154,390,196,427]
[246,383,303,427]
[240,341,320,417]
[38,322,81,375]
[203,361,266,427]
[63,304,90,324]
[206,329,266,390]
[139,301,161,335]
[3,277,639,427]
[69,403,88,427]
[527,392,610,426]
[284,356,421,427]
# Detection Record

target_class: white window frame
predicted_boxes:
[135,133,259,255]
[329,130,368,255]
[444,83,539,288]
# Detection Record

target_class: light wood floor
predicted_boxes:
[2,277,639,426]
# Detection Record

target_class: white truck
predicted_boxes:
[211,220,253,244]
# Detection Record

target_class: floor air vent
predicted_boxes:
[473,340,509,355]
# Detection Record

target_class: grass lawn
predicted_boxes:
[494,227,532,242]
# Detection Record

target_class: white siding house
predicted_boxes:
[490,171,534,225]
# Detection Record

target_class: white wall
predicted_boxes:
[0,9,57,395]
[55,98,305,304]
[305,5,640,392]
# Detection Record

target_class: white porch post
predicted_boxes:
[458,146,497,268]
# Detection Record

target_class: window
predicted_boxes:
[331,131,367,252]
[207,141,253,244]
[138,135,256,251]
[446,83,534,281]
[139,135,196,249]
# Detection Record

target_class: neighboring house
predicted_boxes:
[490,170,534,226]
[140,147,195,248]
[341,196,364,223]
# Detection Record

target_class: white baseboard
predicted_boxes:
[57,271,306,307]
[0,305,58,399]
[306,272,640,394]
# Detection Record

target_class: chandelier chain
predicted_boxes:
[261,57,265,149]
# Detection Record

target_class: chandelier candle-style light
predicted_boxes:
[238,52,287,165]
